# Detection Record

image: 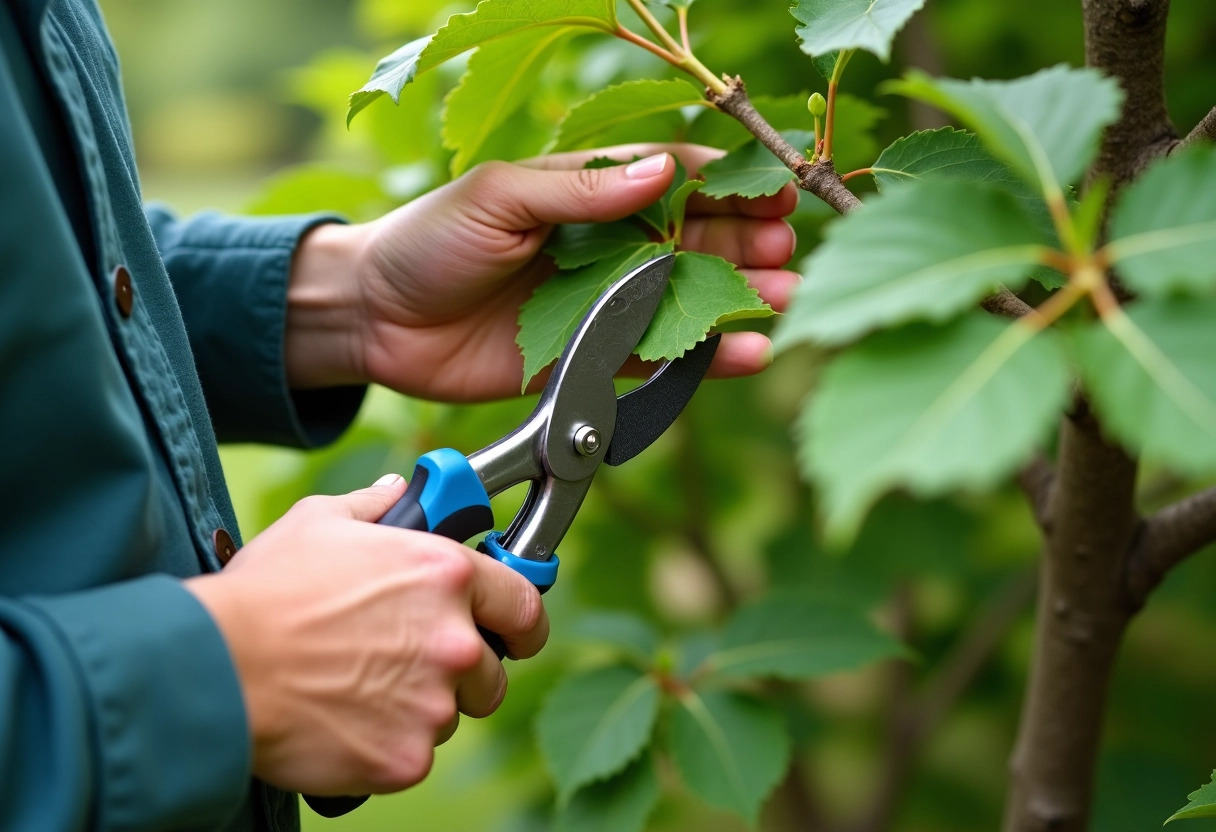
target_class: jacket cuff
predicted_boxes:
[148,208,366,447]
[26,575,250,831]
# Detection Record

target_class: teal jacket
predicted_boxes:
[0,1,363,829]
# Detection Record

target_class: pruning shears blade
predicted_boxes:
[603,333,720,467]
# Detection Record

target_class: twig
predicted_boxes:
[1125,485,1216,607]
[1179,106,1216,150]
[980,288,1034,319]
[708,77,862,215]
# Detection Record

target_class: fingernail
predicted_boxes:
[372,473,403,487]
[625,153,668,179]
[761,343,774,368]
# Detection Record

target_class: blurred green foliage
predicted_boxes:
[100,0,1216,829]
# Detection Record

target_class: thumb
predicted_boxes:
[334,473,409,522]
[473,153,675,228]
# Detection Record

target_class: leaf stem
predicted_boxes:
[613,23,679,64]
[677,5,691,53]
[617,1,725,93]
[1025,281,1086,331]
[840,167,873,183]
[624,0,684,58]
[822,50,854,162]
[823,81,840,162]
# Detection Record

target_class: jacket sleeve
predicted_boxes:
[2,579,251,831]
[0,43,252,829]
[146,207,366,447]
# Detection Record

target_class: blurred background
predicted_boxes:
[98,1,1216,829]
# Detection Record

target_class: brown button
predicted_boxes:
[213,528,237,566]
[113,265,134,318]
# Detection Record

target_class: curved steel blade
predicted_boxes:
[539,253,674,483]
[604,334,720,466]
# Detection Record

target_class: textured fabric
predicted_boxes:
[0,0,364,828]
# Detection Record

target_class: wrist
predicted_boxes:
[285,222,372,389]
[184,574,285,776]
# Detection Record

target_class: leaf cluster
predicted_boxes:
[536,594,907,829]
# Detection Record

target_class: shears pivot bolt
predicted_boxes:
[573,425,602,457]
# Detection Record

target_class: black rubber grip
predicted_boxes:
[303,794,369,818]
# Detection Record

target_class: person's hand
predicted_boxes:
[185,475,548,796]
[284,144,801,401]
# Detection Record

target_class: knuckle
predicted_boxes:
[431,549,475,592]
[573,166,608,202]
[436,627,483,673]
[429,695,459,729]
[370,744,435,792]
[290,494,330,519]
[462,160,511,194]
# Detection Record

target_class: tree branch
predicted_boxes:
[1125,485,1216,606]
[981,288,1034,320]
[1178,106,1216,150]
[1003,409,1140,832]
[708,77,863,215]
[1081,0,1177,188]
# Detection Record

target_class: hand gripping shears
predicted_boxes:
[305,253,718,818]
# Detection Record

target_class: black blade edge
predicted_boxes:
[603,334,720,467]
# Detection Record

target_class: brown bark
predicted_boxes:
[1003,412,1139,832]
[1179,106,1216,150]
[1001,3,1180,829]
[708,78,863,215]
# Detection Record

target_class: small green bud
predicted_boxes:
[808,92,827,117]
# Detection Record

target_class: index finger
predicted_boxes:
[521,142,725,174]
[468,552,550,660]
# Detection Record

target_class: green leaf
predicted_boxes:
[636,157,690,236]
[700,130,815,198]
[698,593,908,681]
[519,246,769,385]
[1106,148,1216,297]
[805,314,1070,542]
[556,753,661,832]
[1072,298,1216,477]
[443,29,570,176]
[884,65,1123,193]
[646,0,694,8]
[635,252,771,362]
[569,611,660,665]
[669,178,705,243]
[1167,770,1216,823]
[773,180,1050,348]
[871,127,1031,195]
[791,0,926,62]
[866,128,1065,289]
[551,79,708,151]
[519,242,671,386]
[424,0,616,68]
[813,50,844,80]
[536,665,661,802]
[347,35,431,126]
[348,0,617,123]
[668,690,791,824]
[545,222,651,270]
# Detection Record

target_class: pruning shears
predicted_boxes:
[306,253,718,818]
